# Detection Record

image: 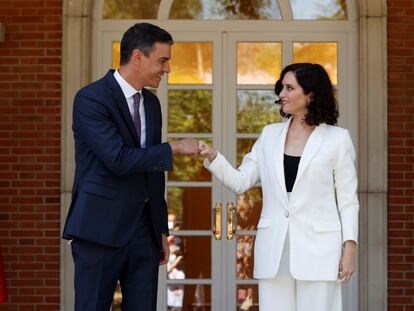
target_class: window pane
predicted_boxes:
[168,90,212,133]
[236,284,259,310]
[168,138,212,182]
[112,41,120,69]
[103,0,160,19]
[237,188,262,231]
[237,90,281,133]
[237,138,256,166]
[166,284,211,310]
[237,42,282,85]
[167,187,211,231]
[167,236,211,279]
[291,0,348,20]
[169,0,281,20]
[236,235,256,279]
[169,42,212,84]
[293,42,338,85]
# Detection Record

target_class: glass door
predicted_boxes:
[161,32,223,311]
[224,33,283,311]
[105,30,348,311]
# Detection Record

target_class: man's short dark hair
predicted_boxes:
[120,22,173,65]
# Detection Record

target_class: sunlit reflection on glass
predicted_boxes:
[167,236,211,279]
[167,187,211,231]
[237,42,282,85]
[293,42,338,85]
[166,284,211,311]
[168,90,212,133]
[236,188,262,231]
[169,0,281,20]
[169,42,213,84]
[237,235,256,279]
[103,0,160,19]
[237,90,281,133]
[291,0,348,20]
[168,138,212,182]
[112,42,120,69]
[237,284,259,311]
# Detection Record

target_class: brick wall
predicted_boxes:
[388,0,414,310]
[0,0,62,309]
[0,0,413,309]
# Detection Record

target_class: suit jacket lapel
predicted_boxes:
[275,118,292,202]
[105,70,140,146]
[143,89,154,147]
[294,123,326,187]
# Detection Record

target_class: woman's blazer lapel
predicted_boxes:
[273,118,292,203]
[294,123,326,190]
[273,118,326,196]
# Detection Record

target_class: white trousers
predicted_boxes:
[258,200,342,311]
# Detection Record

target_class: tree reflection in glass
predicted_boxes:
[169,0,281,20]
[236,188,262,231]
[237,90,281,134]
[291,0,347,20]
[237,235,255,279]
[168,90,212,133]
[103,0,160,19]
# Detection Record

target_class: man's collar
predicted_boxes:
[113,69,142,99]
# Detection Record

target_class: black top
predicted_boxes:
[284,154,301,192]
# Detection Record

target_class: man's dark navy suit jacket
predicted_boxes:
[63,70,173,248]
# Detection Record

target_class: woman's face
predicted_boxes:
[279,71,312,117]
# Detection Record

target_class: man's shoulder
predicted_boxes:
[76,71,114,99]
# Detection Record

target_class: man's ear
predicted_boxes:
[131,49,143,64]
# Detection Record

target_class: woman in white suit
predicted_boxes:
[199,63,359,311]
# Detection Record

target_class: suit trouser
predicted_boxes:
[258,230,342,311]
[71,205,160,311]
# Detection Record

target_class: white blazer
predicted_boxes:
[204,118,359,281]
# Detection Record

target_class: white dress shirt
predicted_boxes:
[113,70,146,148]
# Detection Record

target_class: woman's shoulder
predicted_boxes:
[262,120,287,133]
[324,124,349,135]
[323,124,352,145]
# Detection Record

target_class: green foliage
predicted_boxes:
[237,91,281,133]
[103,0,160,19]
[168,90,212,133]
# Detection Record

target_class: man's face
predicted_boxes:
[136,42,171,88]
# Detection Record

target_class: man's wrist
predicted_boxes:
[169,141,181,154]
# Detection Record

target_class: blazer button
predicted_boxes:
[285,211,290,218]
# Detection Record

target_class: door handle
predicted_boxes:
[212,202,222,240]
[227,202,236,240]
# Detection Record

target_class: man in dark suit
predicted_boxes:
[62,22,199,310]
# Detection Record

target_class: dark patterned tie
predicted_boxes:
[133,92,141,144]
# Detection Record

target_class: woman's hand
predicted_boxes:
[199,141,218,162]
[338,240,356,282]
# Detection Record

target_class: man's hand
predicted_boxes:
[160,234,169,265]
[169,138,199,156]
